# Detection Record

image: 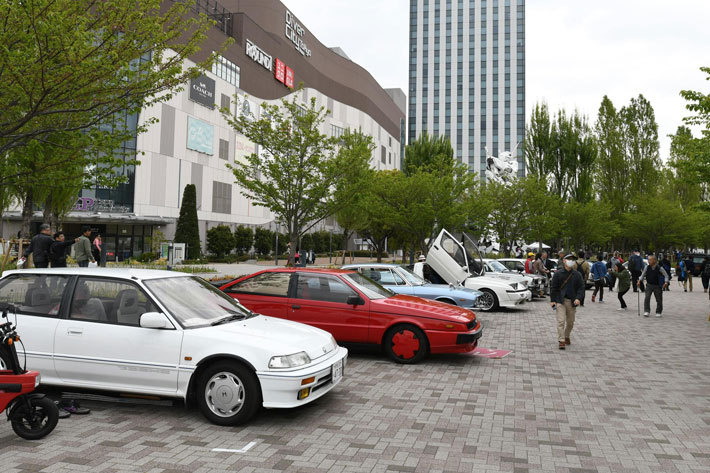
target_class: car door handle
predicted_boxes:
[67,329,83,335]
[291,304,300,310]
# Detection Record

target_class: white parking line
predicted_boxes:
[211,441,258,454]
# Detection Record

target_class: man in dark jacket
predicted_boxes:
[638,255,669,317]
[550,254,585,350]
[49,232,79,267]
[22,224,54,268]
[628,250,645,292]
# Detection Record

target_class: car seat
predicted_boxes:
[114,289,140,326]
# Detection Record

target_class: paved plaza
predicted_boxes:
[2,288,709,473]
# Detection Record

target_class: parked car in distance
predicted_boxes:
[481,259,541,300]
[341,263,482,310]
[219,268,483,364]
[417,229,531,311]
[0,268,347,426]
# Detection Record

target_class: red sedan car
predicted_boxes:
[219,268,483,364]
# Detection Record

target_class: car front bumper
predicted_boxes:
[501,290,529,307]
[427,322,483,354]
[257,346,348,409]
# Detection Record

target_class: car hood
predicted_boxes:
[463,275,522,291]
[416,284,482,299]
[191,315,336,361]
[372,295,476,324]
[483,271,526,282]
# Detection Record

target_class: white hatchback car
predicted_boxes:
[0,268,347,426]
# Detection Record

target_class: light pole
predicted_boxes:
[275,227,279,266]
[329,229,332,265]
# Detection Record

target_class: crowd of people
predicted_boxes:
[20,224,103,268]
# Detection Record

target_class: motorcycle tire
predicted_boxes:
[11,396,59,440]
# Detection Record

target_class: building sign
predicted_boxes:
[284,66,294,89]
[234,134,256,165]
[274,58,286,83]
[236,94,258,122]
[245,39,273,71]
[187,116,214,155]
[73,197,131,213]
[285,10,311,57]
[189,74,215,108]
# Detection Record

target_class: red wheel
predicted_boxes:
[384,324,429,364]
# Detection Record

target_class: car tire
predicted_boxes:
[477,289,499,311]
[383,324,429,364]
[196,361,261,426]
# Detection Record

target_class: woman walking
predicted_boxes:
[591,254,608,303]
[92,235,102,267]
[608,261,631,311]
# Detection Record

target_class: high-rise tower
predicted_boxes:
[408,0,525,178]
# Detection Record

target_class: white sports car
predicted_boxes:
[0,268,347,426]
[414,230,530,311]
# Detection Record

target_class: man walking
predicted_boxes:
[74,226,96,267]
[550,254,584,350]
[638,255,669,317]
[591,254,608,303]
[576,251,590,306]
[628,250,645,292]
[22,224,54,268]
[49,232,79,268]
[682,254,694,292]
[701,256,710,293]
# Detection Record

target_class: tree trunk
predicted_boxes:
[43,195,53,231]
[21,189,35,238]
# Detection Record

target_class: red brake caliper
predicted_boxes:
[392,330,420,359]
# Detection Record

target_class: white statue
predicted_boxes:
[485,144,519,184]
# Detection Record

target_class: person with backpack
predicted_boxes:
[591,254,608,303]
[550,254,585,350]
[21,224,54,268]
[576,250,590,306]
[701,256,710,293]
[49,232,79,267]
[608,261,631,311]
[628,250,645,292]
[638,255,670,317]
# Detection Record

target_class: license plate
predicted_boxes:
[332,359,343,383]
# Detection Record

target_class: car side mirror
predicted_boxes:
[140,312,172,329]
[346,295,365,306]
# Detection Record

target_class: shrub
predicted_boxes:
[254,227,273,255]
[234,225,254,255]
[206,225,236,258]
[139,252,157,262]
[174,184,201,259]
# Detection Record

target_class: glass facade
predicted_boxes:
[408,0,525,178]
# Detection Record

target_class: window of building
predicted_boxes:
[219,139,229,160]
[212,181,232,214]
[331,124,345,139]
[381,145,387,165]
[212,55,240,88]
[220,93,231,111]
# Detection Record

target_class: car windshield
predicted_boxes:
[462,233,484,276]
[487,260,509,272]
[144,276,255,328]
[341,272,393,300]
[397,266,427,286]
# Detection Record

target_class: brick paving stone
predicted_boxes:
[1,289,709,472]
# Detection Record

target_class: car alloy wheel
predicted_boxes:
[384,324,429,364]
[196,361,261,426]
[476,289,498,311]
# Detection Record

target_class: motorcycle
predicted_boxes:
[0,302,58,440]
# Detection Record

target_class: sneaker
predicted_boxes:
[54,401,71,419]
[599,300,604,303]
[643,312,650,317]
[559,342,566,350]
[616,307,626,311]
[60,400,91,415]
[655,313,662,317]
[565,338,571,345]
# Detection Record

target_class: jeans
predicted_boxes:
[556,299,576,342]
[593,280,604,301]
[644,284,663,314]
[78,260,89,267]
[618,289,628,309]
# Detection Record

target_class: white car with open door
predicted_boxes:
[415,230,530,311]
[0,268,347,426]
[482,259,544,300]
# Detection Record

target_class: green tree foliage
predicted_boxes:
[595,96,629,215]
[560,200,618,251]
[624,196,692,252]
[234,225,254,255]
[174,185,201,260]
[254,228,273,256]
[223,91,372,265]
[0,0,220,183]
[206,225,235,258]
[620,94,662,197]
[524,102,553,179]
[402,133,453,176]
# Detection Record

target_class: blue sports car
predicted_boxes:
[342,263,482,310]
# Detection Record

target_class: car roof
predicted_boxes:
[342,263,401,269]
[258,267,356,275]
[1,268,190,281]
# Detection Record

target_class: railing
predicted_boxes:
[181,0,235,38]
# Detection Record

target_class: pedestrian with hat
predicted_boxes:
[550,254,585,350]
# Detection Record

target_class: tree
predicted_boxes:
[206,225,235,258]
[254,228,273,256]
[595,96,629,215]
[0,0,219,162]
[223,91,373,265]
[560,200,618,251]
[402,133,454,176]
[524,102,553,180]
[620,94,662,198]
[174,185,201,260]
[678,66,710,186]
[624,196,691,252]
[234,225,254,255]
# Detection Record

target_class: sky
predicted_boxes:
[282,0,710,160]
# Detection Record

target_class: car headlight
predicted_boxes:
[34,373,41,388]
[269,351,311,369]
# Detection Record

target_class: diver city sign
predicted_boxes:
[285,10,311,57]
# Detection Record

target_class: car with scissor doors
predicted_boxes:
[416,230,531,311]
[0,268,347,426]
[341,263,482,309]
[219,268,483,364]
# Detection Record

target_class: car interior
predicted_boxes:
[296,275,355,304]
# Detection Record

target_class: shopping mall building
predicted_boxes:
[1,0,405,261]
